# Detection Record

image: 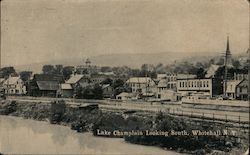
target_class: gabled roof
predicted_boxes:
[37,81,59,90]
[102,84,111,89]
[206,65,220,78]
[126,77,154,84]
[3,77,21,85]
[226,80,242,92]
[61,83,72,90]
[66,75,84,84]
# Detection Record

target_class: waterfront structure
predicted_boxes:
[176,78,223,98]
[29,74,64,97]
[3,76,26,95]
[126,77,156,94]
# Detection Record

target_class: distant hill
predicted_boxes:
[14,52,218,73]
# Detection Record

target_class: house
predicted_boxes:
[3,76,26,95]
[60,83,73,98]
[65,74,91,95]
[157,79,181,101]
[66,74,90,87]
[236,79,248,100]
[116,92,136,100]
[102,84,114,98]
[157,79,168,98]
[126,77,156,94]
[29,74,64,97]
[177,78,223,98]
[225,80,242,99]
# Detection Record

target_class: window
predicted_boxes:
[207,81,209,87]
[179,82,181,88]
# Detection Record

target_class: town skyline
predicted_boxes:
[1,0,249,67]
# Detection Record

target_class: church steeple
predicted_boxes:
[226,36,230,54]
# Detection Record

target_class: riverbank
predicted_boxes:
[0,99,248,154]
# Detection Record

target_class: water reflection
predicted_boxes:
[0,116,180,154]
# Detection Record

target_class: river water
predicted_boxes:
[0,116,180,155]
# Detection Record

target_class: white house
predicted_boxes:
[225,80,242,99]
[3,76,26,95]
[126,77,156,94]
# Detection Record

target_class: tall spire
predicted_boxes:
[226,35,230,53]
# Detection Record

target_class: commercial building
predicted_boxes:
[177,78,223,98]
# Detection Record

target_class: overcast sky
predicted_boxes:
[1,0,249,67]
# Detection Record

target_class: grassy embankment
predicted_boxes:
[0,99,248,155]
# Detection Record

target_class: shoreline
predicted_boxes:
[0,99,248,155]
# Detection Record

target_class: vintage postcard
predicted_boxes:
[0,0,249,154]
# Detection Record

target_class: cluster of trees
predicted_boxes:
[75,84,103,99]
[42,65,74,80]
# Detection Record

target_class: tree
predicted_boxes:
[19,71,32,82]
[232,60,241,69]
[0,67,17,78]
[101,78,113,85]
[101,66,112,72]
[92,84,103,99]
[54,65,63,75]
[196,68,206,79]
[62,66,74,80]
[112,79,124,89]
[42,65,55,74]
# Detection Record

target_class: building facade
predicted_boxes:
[177,78,223,98]
[126,77,156,94]
[3,76,26,95]
[236,79,248,100]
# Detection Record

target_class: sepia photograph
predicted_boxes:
[0,0,249,154]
